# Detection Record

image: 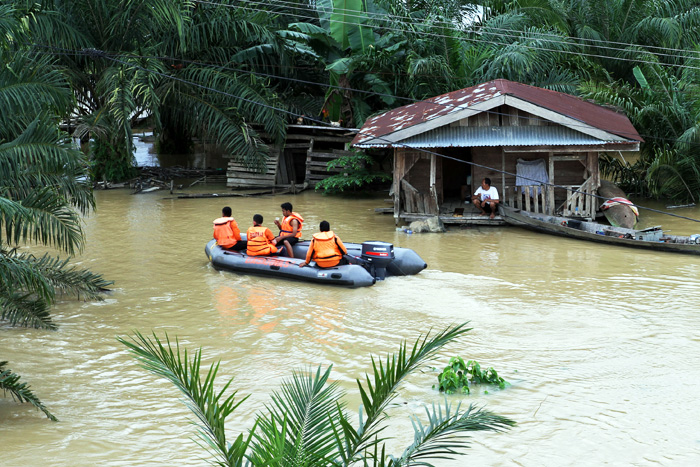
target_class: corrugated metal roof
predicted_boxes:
[354,125,630,148]
[351,79,643,147]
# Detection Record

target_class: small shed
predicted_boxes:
[226,125,356,190]
[352,79,643,224]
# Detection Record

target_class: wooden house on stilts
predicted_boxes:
[352,79,642,225]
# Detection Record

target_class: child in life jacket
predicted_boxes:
[299,221,348,268]
[213,206,246,250]
[246,214,278,256]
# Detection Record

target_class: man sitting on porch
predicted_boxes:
[471,177,500,219]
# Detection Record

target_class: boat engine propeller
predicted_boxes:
[359,241,395,280]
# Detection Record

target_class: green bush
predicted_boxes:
[315,150,391,193]
[435,356,508,395]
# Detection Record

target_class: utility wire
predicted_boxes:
[238,0,700,60]
[198,0,700,66]
[70,46,700,224]
[227,2,700,72]
[229,0,700,61]
[34,42,700,150]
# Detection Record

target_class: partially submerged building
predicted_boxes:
[352,79,642,224]
[226,125,355,190]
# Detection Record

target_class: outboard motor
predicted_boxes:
[361,241,395,280]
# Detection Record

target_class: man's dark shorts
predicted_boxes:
[286,237,299,247]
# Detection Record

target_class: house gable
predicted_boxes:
[352,79,643,149]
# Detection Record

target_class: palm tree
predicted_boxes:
[583,63,700,201]
[14,0,309,179]
[119,323,515,466]
[1,5,110,418]
[19,0,324,179]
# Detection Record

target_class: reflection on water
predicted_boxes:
[2,188,700,466]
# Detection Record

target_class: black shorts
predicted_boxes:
[228,241,247,251]
[285,237,299,247]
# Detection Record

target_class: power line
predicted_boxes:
[31,43,700,149]
[68,46,700,224]
[229,0,700,61]
[197,0,700,66]
[224,2,700,72]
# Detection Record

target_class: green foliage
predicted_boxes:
[14,0,302,179]
[583,61,700,202]
[90,136,138,182]
[435,357,509,395]
[599,153,650,197]
[0,361,57,421]
[1,12,110,419]
[119,323,516,466]
[315,150,391,194]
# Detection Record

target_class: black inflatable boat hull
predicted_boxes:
[205,239,426,287]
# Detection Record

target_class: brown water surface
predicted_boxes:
[2,188,700,466]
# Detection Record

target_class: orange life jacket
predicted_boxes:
[280,212,303,238]
[307,231,347,268]
[213,217,241,249]
[246,225,278,256]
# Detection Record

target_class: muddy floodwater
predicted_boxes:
[2,187,700,466]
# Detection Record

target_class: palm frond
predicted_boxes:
[0,361,57,421]
[0,292,55,329]
[118,332,251,467]
[2,186,85,254]
[0,251,56,305]
[388,401,516,466]
[250,366,346,466]
[340,323,473,462]
[0,52,73,139]
[28,252,112,298]
[646,147,700,202]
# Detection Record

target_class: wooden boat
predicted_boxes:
[597,180,638,228]
[499,205,700,255]
[205,238,427,287]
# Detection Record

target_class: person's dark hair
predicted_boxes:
[253,214,263,224]
[222,206,232,217]
[484,177,491,186]
[281,202,293,211]
[319,220,330,232]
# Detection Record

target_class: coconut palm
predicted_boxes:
[119,323,515,466]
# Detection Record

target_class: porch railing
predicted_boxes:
[504,185,549,214]
[559,177,596,218]
[505,177,598,218]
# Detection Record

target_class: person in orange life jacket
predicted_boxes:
[246,214,278,256]
[213,206,246,251]
[299,221,348,268]
[273,202,303,258]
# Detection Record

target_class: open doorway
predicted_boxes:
[440,147,472,201]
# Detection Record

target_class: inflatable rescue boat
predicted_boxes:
[205,238,427,287]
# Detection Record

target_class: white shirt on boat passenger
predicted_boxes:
[474,186,499,201]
